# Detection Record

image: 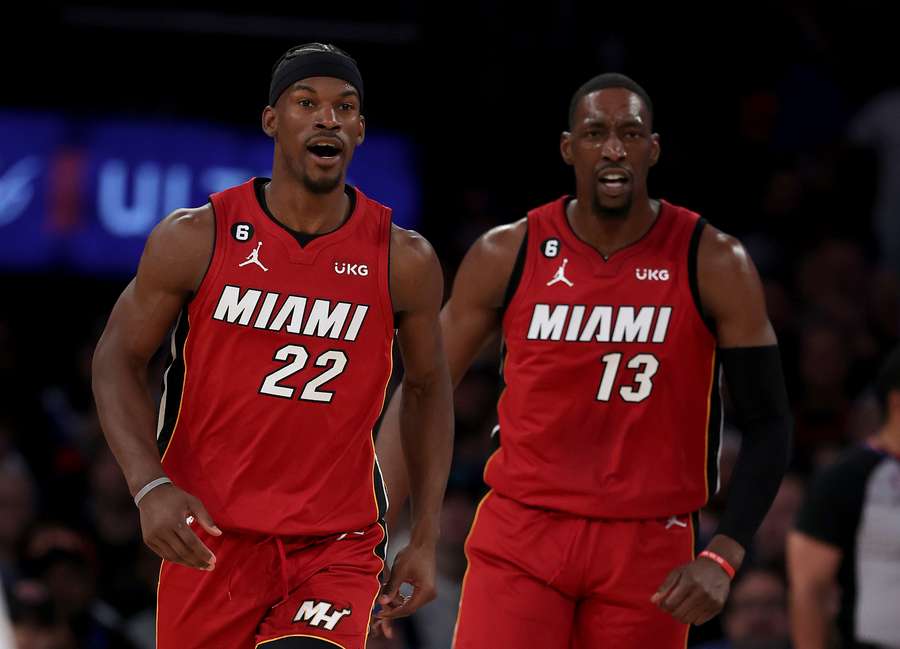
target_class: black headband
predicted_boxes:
[269,51,364,108]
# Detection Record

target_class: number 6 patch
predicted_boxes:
[232,222,255,242]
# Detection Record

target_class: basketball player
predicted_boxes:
[374,73,792,647]
[92,44,453,649]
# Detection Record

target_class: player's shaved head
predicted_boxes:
[569,73,653,129]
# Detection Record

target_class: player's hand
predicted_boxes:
[369,564,395,639]
[376,541,437,621]
[137,483,222,571]
[651,557,731,625]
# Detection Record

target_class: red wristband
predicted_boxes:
[698,550,736,578]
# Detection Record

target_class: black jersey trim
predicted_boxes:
[688,217,715,334]
[188,199,217,305]
[387,224,396,322]
[691,510,702,555]
[374,519,388,584]
[252,177,357,247]
[500,225,528,316]
[705,352,724,499]
[157,309,190,458]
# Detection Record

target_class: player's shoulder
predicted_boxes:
[390,223,439,271]
[151,203,215,248]
[468,217,528,265]
[697,222,753,276]
[388,224,443,313]
[140,204,215,291]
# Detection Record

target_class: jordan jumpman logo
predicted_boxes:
[546,258,574,287]
[238,241,269,272]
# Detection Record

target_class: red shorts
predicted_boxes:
[453,491,695,649]
[156,522,386,649]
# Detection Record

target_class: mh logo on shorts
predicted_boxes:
[293,600,352,631]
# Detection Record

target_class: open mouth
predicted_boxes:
[597,171,630,189]
[307,140,343,159]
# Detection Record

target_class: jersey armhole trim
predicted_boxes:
[500,224,529,317]
[688,217,715,335]
[382,216,396,334]
[187,198,219,308]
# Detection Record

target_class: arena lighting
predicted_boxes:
[0,111,420,273]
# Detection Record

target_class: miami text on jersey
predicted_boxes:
[212,284,369,341]
[526,304,672,343]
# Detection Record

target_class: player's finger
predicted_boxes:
[660,579,694,613]
[376,595,406,617]
[650,569,682,604]
[188,498,222,536]
[173,522,216,569]
[671,590,707,624]
[144,538,168,562]
[378,566,403,607]
[400,581,437,614]
[151,537,183,566]
[162,529,210,570]
[376,598,411,619]
[370,618,394,639]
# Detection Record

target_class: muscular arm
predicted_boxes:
[388,227,454,548]
[92,205,221,569]
[787,531,842,649]
[375,220,526,529]
[698,226,790,566]
[655,225,792,624]
[372,227,453,619]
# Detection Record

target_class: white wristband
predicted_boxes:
[134,476,172,506]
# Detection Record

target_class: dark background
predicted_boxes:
[2,3,899,648]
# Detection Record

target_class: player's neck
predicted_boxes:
[567,196,659,259]
[265,171,350,235]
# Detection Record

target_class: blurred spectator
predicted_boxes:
[84,443,156,649]
[412,485,477,649]
[788,347,900,649]
[753,473,806,567]
[695,566,791,649]
[792,320,851,454]
[0,454,37,587]
[24,525,136,649]
[8,580,75,649]
[848,88,900,272]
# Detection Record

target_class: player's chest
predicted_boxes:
[526,242,684,304]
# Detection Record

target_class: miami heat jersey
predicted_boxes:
[487,197,722,519]
[157,178,393,536]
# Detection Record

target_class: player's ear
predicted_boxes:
[560,131,574,166]
[357,114,365,146]
[262,105,277,139]
[649,132,660,167]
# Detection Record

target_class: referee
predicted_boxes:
[788,347,900,649]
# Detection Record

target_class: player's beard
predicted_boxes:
[593,189,632,220]
[300,168,343,194]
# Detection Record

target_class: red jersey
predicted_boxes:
[487,196,722,519]
[157,178,394,536]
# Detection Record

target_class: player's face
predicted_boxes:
[263,76,365,193]
[561,88,659,218]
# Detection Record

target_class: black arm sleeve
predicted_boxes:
[714,345,793,548]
